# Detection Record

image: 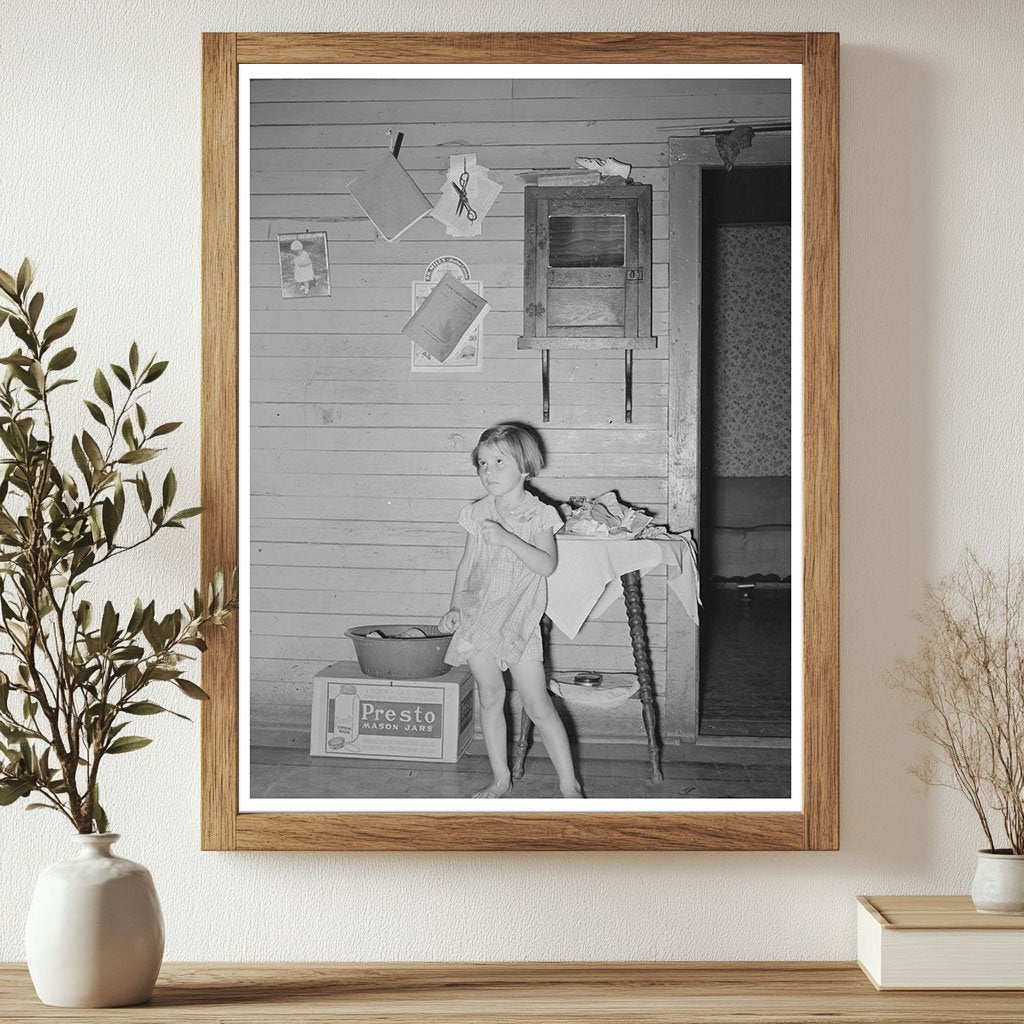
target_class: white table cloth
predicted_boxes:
[546,534,700,639]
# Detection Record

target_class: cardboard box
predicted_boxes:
[310,660,474,763]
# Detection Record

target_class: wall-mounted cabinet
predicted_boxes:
[518,184,657,422]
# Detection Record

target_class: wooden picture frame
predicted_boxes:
[201,32,838,851]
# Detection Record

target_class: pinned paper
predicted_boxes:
[401,273,489,364]
[411,258,483,372]
[430,154,502,238]
[347,151,431,242]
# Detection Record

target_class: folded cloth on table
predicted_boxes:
[548,677,640,709]
[546,532,700,639]
[642,530,701,626]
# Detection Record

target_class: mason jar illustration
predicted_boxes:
[327,684,360,750]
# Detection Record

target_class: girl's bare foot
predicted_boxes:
[559,782,585,798]
[472,776,512,798]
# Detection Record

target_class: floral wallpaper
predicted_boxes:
[707,224,791,477]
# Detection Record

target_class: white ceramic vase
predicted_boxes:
[970,850,1024,915]
[25,833,164,1007]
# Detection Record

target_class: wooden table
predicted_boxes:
[517,536,698,785]
[3,962,1024,1022]
[514,567,663,784]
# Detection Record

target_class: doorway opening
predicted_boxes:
[698,166,792,738]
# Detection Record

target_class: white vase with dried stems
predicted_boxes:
[895,552,1024,913]
[0,259,236,1005]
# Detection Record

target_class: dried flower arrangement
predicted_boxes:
[894,552,1024,854]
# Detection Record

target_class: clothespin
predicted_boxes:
[385,128,404,158]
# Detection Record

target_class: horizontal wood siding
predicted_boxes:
[249,77,789,745]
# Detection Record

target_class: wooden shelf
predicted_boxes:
[3,962,1023,1022]
[517,337,659,350]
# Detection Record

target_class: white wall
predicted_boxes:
[2,0,1022,962]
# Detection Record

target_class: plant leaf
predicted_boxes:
[100,601,117,647]
[71,435,92,482]
[42,308,77,343]
[147,667,181,680]
[113,475,125,522]
[0,268,18,300]
[124,700,188,722]
[105,735,152,754]
[118,448,158,465]
[123,701,165,715]
[84,400,107,427]
[16,258,34,298]
[121,418,137,449]
[27,292,43,328]
[81,431,105,472]
[168,507,203,524]
[136,473,152,513]
[142,360,168,383]
[110,363,131,388]
[48,346,77,371]
[0,779,33,805]
[129,342,139,375]
[93,369,113,409]
[91,784,108,834]
[150,421,181,438]
[101,498,116,547]
[162,468,176,509]
[175,679,210,701]
[76,600,93,630]
[8,317,31,344]
[126,598,145,635]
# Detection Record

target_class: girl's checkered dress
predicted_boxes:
[445,492,562,670]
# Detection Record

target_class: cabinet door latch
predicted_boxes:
[626,268,643,282]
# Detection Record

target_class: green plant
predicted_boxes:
[0,259,236,833]
[895,552,1024,853]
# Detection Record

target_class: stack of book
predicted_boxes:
[857,895,1024,989]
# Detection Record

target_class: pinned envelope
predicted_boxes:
[430,154,502,238]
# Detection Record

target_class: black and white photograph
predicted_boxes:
[276,230,331,297]
[244,67,799,812]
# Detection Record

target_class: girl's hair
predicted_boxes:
[471,422,545,477]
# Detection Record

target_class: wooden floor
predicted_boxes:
[251,741,791,801]
[4,962,1024,1022]
[700,587,790,737]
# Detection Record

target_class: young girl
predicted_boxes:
[290,239,315,294]
[439,423,583,799]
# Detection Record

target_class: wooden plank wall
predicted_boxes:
[248,77,791,747]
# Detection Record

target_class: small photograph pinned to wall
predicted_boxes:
[277,231,330,298]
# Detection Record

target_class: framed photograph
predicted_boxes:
[276,230,331,298]
[202,32,838,851]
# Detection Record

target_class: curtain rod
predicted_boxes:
[699,120,791,136]
[661,120,791,137]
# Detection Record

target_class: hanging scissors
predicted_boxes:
[451,158,477,221]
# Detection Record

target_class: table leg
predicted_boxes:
[512,709,531,780]
[621,569,663,783]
